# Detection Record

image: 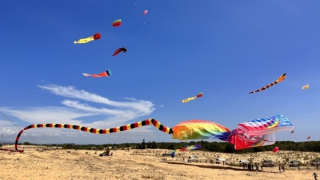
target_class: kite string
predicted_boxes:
[0,111,34,141]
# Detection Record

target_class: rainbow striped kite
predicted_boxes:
[82,69,112,78]
[112,19,122,27]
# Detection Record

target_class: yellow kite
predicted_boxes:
[182,92,203,103]
[74,33,101,44]
[302,84,309,89]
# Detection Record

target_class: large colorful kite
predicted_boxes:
[0,115,294,153]
[182,92,203,103]
[112,19,122,27]
[249,73,286,94]
[171,144,201,157]
[112,47,127,56]
[74,33,101,44]
[82,69,112,78]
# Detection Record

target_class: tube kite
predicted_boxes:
[82,69,112,78]
[249,73,286,94]
[112,19,122,27]
[74,33,101,44]
[302,84,309,89]
[0,115,294,153]
[112,47,127,56]
[171,144,201,157]
[141,10,148,16]
[182,92,203,103]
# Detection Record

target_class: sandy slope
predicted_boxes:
[0,146,319,180]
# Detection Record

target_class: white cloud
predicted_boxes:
[0,84,157,144]
[37,84,155,116]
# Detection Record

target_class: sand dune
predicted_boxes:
[0,145,319,180]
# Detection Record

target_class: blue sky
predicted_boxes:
[1,1,320,144]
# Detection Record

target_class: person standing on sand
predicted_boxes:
[298,164,300,170]
[313,172,318,180]
[317,164,319,170]
[279,164,281,173]
[261,164,263,171]
[282,165,285,172]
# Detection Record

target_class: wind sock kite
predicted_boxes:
[140,10,148,16]
[112,47,127,56]
[0,115,294,153]
[249,73,286,94]
[182,92,203,103]
[171,144,201,157]
[74,33,101,44]
[82,69,112,78]
[302,84,309,89]
[112,19,122,27]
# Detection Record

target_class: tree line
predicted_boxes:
[15,140,320,153]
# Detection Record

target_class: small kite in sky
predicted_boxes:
[182,92,203,103]
[112,19,122,27]
[82,69,112,78]
[302,84,309,89]
[307,136,310,139]
[74,33,101,44]
[291,130,294,134]
[140,10,148,16]
[112,47,127,56]
[249,73,286,94]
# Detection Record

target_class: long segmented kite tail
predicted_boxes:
[249,80,278,94]
[249,73,286,94]
[0,119,173,153]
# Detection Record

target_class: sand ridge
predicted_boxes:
[0,145,319,180]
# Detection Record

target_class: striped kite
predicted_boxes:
[112,19,122,27]
[112,47,127,56]
[83,69,112,78]
[171,144,201,157]
[74,33,101,44]
[0,115,294,152]
[302,84,309,89]
[182,92,203,103]
[249,73,286,94]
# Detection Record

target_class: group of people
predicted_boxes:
[242,163,261,171]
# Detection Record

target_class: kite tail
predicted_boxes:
[0,119,173,153]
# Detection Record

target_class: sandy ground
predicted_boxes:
[0,145,319,180]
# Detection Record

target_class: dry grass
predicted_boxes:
[0,145,319,179]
